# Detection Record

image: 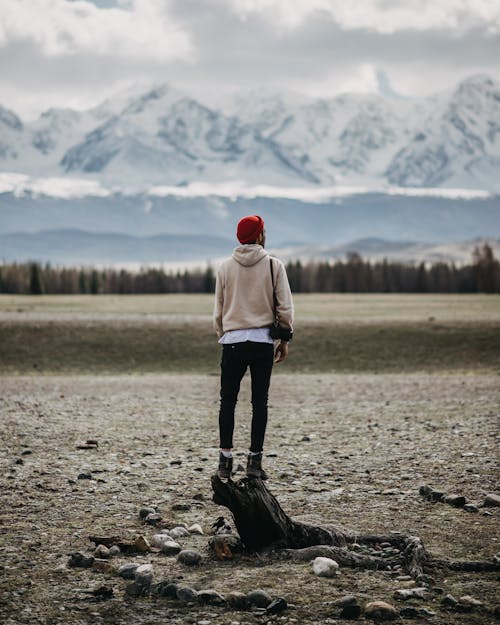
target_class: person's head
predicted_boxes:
[236,215,266,247]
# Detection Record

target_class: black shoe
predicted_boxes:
[246,452,268,480]
[217,453,233,479]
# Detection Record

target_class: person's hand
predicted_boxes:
[274,341,289,363]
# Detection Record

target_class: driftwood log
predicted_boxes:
[211,475,499,581]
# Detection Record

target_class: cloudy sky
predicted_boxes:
[1,0,500,119]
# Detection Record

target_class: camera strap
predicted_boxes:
[269,257,278,324]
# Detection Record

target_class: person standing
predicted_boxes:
[213,215,294,480]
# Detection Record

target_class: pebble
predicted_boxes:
[399,607,419,618]
[94,544,110,559]
[177,549,202,565]
[118,563,139,579]
[176,586,198,603]
[150,534,172,548]
[484,493,500,507]
[301,435,311,442]
[154,582,178,598]
[442,594,458,607]
[247,589,272,608]
[108,545,120,556]
[125,581,147,597]
[419,485,444,502]
[145,512,163,525]
[68,552,94,568]
[227,591,250,610]
[21,449,33,455]
[364,601,398,621]
[197,589,227,606]
[464,503,479,513]
[312,557,340,577]
[92,559,114,573]
[172,502,191,511]
[77,472,92,480]
[334,596,358,607]
[444,494,466,507]
[139,506,156,520]
[160,540,181,556]
[134,563,153,588]
[340,604,361,619]
[132,536,151,553]
[266,597,288,614]
[170,526,190,539]
[459,595,483,607]
[188,523,204,535]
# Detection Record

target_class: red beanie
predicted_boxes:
[236,215,264,244]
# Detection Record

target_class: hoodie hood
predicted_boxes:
[232,244,268,267]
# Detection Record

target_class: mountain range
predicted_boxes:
[1,74,500,191]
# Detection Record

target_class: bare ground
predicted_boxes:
[0,373,499,624]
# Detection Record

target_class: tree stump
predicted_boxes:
[211,475,499,580]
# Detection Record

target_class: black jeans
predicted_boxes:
[219,341,274,453]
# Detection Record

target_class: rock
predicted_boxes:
[134,563,153,588]
[399,607,419,618]
[442,594,458,607]
[419,608,436,617]
[419,485,444,502]
[247,589,272,608]
[334,596,358,607]
[459,595,483,607]
[464,503,479,513]
[188,523,204,535]
[77,472,92,480]
[227,591,250,610]
[144,512,163,525]
[125,581,147,597]
[172,502,191,511]
[177,550,202,566]
[170,459,182,465]
[197,589,227,606]
[444,494,466,507]
[301,435,311,442]
[21,449,32,455]
[94,544,111,559]
[364,601,398,620]
[266,597,288,614]
[118,563,139,579]
[394,587,428,601]
[132,535,151,553]
[169,526,190,539]
[139,506,156,520]
[340,604,362,619]
[68,552,94,568]
[209,534,243,560]
[150,533,173,548]
[108,545,120,556]
[154,582,178,598]
[484,493,500,507]
[176,586,198,603]
[312,557,340,577]
[160,540,181,556]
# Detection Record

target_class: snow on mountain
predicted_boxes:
[1,75,499,191]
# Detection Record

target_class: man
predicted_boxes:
[213,215,294,480]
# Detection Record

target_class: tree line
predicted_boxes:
[0,244,498,295]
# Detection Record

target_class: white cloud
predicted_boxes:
[227,0,500,33]
[0,0,194,60]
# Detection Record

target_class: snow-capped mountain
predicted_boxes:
[0,74,499,191]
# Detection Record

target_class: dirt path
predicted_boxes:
[1,373,498,624]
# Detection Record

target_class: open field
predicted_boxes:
[1,294,499,374]
[1,294,499,624]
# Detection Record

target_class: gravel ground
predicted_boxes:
[1,373,499,624]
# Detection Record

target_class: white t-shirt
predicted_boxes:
[218,328,273,345]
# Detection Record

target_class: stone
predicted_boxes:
[118,563,139,579]
[419,485,444,502]
[444,494,466,507]
[399,607,419,618]
[301,435,311,442]
[170,526,190,539]
[340,604,362,619]
[92,559,114,573]
[188,523,204,535]
[108,545,120,556]
[484,493,500,507]
[464,503,479,513]
[132,536,151,553]
[394,588,428,601]
[209,534,244,560]
[176,586,198,603]
[139,506,156,520]
[153,582,178,598]
[21,449,32,455]
[145,512,163,525]
[68,552,94,568]
[227,591,250,610]
[364,601,398,621]
[459,595,483,607]
[247,589,272,608]
[419,608,436,617]
[177,549,202,566]
[150,533,172,548]
[172,502,191,511]
[266,597,288,614]
[312,556,340,577]
[334,596,358,607]
[442,594,458,607]
[77,472,92,480]
[197,589,227,606]
[94,544,111,559]
[160,540,181,556]
[134,563,153,588]
[125,581,147,597]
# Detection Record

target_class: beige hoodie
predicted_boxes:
[213,244,294,338]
